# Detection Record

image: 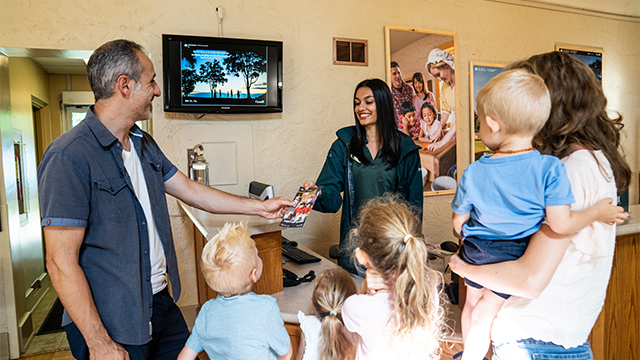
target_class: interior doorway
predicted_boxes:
[0,47,93,359]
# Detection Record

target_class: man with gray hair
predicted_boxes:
[38,39,292,360]
[390,61,419,136]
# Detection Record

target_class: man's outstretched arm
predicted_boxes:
[165,170,292,219]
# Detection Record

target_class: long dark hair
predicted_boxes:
[507,51,630,192]
[350,78,402,169]
[412,72,426,96]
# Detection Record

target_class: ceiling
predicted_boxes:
[0,47,92,75]
[500,0,640,17]
[389,30,452,54]
[0,0,636,76]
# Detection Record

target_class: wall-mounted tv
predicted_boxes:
[163,34,283,114]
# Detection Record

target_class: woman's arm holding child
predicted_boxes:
[177,347,199,360]
[452,212,470,239]
[277,343,293,360]
[546,198,627,235]
[449,224,571,299]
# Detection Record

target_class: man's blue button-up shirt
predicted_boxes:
[38,107,180,345]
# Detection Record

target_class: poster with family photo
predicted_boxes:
[385,25,459,194]
[556,44,603,83]
[469,62,505,162]
[280,186,322,228]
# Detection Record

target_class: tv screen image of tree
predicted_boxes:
[181,43,269,106]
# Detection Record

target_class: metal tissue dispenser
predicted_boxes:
[188,144,209,186]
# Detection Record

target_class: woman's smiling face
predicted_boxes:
[354,87,377,127]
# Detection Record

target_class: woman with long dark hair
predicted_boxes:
[449,51,631,359]
[412,71,436,123]
[304,78,423,275]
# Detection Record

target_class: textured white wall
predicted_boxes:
[0,0,638,310]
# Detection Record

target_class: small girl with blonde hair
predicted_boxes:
[342,196,447,359]
[296,268,358,360]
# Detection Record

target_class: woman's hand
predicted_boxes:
[302,180,317,190]
[430,127,443,143]
[427,140,443,151]
[448,254,467,278]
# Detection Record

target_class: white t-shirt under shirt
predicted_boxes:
[122,136,167,294]
[491,150,617,348]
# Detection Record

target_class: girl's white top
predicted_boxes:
[298,311,322,360]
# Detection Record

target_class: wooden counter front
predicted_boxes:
[589,230,639,360]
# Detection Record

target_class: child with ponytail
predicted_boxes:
[342,196,447,359]
[296,268,358,360]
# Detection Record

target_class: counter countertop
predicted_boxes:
[615,204,640,236]
[273,245,364,324]
[180,201,640,239]
[179,201,281,240]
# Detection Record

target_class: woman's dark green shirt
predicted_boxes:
[313,126,423,250]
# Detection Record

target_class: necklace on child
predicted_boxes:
[493,147,535,154]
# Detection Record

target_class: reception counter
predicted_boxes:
[180,201,640,359]
[588,204,640,360]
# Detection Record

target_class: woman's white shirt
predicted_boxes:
[491,150,617,348]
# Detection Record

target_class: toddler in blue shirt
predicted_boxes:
[450,69,625,360]
[178,223,292,360]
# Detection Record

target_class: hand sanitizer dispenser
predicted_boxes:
[188,144,209,186]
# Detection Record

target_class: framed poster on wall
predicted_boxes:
[469,62,505,162]
[384,25,459,195]
[555,44,603,83]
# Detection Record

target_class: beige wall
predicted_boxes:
[0,0,638,310]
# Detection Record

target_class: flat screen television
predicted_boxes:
[163,34,283,114]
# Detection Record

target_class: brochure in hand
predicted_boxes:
[280,186,321,228]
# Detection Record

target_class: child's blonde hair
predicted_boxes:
[357,195,446,359]
[312,268,358,360]
[476,69,551,137]
[201,222,257,296]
